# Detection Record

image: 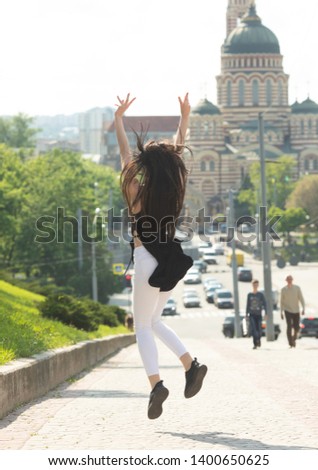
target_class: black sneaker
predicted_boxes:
[147,381,169,420]
[184,358,207,399]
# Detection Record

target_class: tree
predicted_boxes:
[0,114,38,148]
[0,145,25,264]
[268,206,308,244]
[237,155,296,216]
[287,175,318,228]
[5,149,124,302]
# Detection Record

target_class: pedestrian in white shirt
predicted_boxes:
[280,275,305,348]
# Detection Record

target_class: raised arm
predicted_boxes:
[175,92,191,147]
[114,93,136,169]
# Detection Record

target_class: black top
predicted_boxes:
[130,214,193,292]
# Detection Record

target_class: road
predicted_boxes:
[1,235,317,462]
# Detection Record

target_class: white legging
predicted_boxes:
[132,245,188,376]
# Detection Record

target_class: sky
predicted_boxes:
[1,0,318,117]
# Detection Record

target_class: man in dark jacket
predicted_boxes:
[246,279,267,349]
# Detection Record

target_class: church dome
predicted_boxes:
[223,4,280,54]
[192,98,221,116]
[291,98,318,114]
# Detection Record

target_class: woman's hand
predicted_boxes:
[178,92,191,118]
[115,93,136,118]
[114,93,136,168]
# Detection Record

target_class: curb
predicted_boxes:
[0,333,136,420]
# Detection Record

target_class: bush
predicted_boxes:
[39,294,99,332]
[38,294,127,332]
[81,298,119,328]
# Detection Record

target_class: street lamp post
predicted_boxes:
[258,112,275,341]
[91,207,100,302]
[228,189,241,337]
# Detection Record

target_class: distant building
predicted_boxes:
[79,107,113,156]
[104,0,318,215]
[103,116,180,170]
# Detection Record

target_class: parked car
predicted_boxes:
[183,268,202,284]
[298,317,318,338]
[222,315,246,338]
[222,314,281,340]
[162,298,178,316]
[214,289,234,309]
[193,259,208,273]
[259,289,279,310]
[183,293,201,308]
[205,283,223,303]
[237,267,253,282]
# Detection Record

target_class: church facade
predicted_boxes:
[105,0,318,215]
[188,0,318,215]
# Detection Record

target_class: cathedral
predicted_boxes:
[105,0,318,215]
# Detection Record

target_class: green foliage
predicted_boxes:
[287,175,318,227]
[38,294,127,332]
[0,143,124,301]
[0,114,38,148]
[0,279,128,365]
[237,155,296,215]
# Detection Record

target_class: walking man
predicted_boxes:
[246,280,267,349]
[280,275,305,348]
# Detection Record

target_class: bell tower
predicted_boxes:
[226,0,252,37]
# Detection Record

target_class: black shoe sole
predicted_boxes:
[148,387,169,419]
[184,365,208,399]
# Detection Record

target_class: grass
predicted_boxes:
[0,280,128,366]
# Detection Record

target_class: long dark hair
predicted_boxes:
[121,131,190,240]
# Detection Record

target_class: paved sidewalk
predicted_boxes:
[0,332,318,451]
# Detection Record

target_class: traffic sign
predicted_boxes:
[112,263,125,275]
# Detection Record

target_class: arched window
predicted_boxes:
[278,80,284,105]
[301,121,305,134]
[308,119,312,133]
[266,80,272,106]
[200,161,206,172]
[239,79,245,106]
[209,161,215,172]
[226,81,232,106]
[252,79,259,105]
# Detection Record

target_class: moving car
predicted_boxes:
[205,283,223,303]
[202,250,218,265]
[183,268,202,284]
[203,277,219,291]
[237,267,253,282]
[298,317,318,338]
[193,259,208,273]
[212,243,225,255]
[162,298,178,316]
[226,251,244,267]
[183,293,201,308]
[213,289,234,309]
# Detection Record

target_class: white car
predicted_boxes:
[202,250,218,265]
[183,294,201,308]
[213,289,234,309]
[183,268,202,284]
